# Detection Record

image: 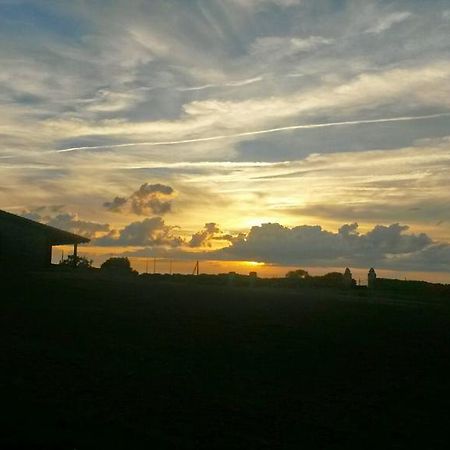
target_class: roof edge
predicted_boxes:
[0,209,91,244]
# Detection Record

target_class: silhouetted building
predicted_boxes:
[0,210,90,271]
[228,271,237,286]
[343,267,353,288]
[368,268,377,289]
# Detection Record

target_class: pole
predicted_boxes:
[73,243,78,268]
[153,258,156,274]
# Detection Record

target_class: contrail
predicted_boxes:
[176,76,264,92]
[54,112,450,153]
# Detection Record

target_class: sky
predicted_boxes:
[1,0,450,280]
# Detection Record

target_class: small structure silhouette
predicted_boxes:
[0,209,90,271]
[368,268,377,289]
[228,271,237,286]
[343,268,353,288]
[249,271,258,287]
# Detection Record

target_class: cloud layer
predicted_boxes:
[216,222,449,271]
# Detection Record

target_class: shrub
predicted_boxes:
[59,255,93,269]
[100,257,136,275]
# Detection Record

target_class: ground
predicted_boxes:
[1,273,450,449]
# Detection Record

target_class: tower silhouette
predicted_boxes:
[368,268,377,289]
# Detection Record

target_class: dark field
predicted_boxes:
[1,273,450,449]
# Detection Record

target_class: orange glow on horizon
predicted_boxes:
[243,261,265,267]
[51,246,450,285]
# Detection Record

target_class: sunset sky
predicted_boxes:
[1,0,450,280]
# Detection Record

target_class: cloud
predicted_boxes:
[283,200,450,227]
[104,183,175,216]
[95,217,183,247]
[189,222,221,247]
[110,219,450,273]
[214,222,442,270]
[22,208,110,239]
[391,243,450,272]
[250,35,333,59]
[83,213,450,273]
[366,11,412,34]
[176,76,263,92]
[84,89,141,113]
[230,0,300,8]
[46,213,110,239]
[103,196,128,212]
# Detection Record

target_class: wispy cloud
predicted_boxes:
[176,76,263,92]
[55,113,450,154]
[366,11,412,34]
[250,35,333,59]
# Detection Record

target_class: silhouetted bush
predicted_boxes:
[100,257,137,275]
[59,255,93,269]
[286,269,310,279]
[313,272,345,287]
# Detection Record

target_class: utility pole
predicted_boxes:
[73,243,78,268]
[169,259,173,275]
[145,258,149,274]
[192,260,199,276]
[153,258,156,274]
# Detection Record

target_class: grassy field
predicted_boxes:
[1,273,450,449]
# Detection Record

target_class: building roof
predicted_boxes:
[0,209,90,246]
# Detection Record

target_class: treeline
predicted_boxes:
[141,271,354,290]
[56,257,450,300]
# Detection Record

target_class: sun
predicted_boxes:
[243,261,265,267]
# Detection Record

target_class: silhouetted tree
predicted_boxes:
[317,272,345,287]
[286,269,309,279]
[59,255,93,269]
[101,257,137,275]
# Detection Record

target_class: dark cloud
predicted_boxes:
[22,209,110,239]
[282,201,450,225]
[214,222,445,270]
[104,183,175,216]
[95,217,183,247]
[386,243,450,273]
[47,213,110,238]
[103,196,127,212]
[189,223,221,247]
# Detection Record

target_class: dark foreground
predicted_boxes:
[1,273,450,449]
